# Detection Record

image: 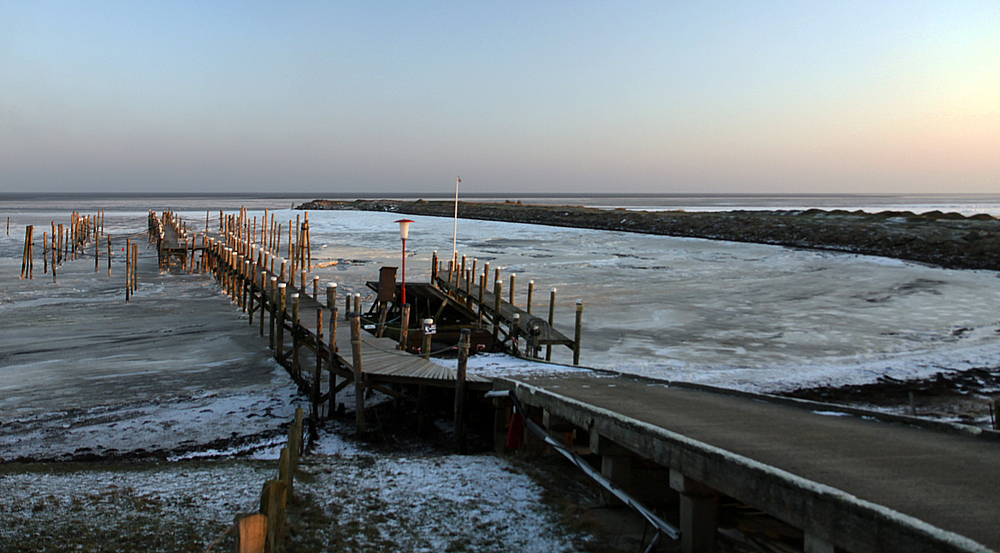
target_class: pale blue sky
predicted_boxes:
[2,1,997,194]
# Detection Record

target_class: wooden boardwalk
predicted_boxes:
[435,267,579,361]
[152,211,490,431]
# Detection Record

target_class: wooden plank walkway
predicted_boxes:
[151,210,490,420]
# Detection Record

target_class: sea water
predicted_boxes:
[3,193,1000,394]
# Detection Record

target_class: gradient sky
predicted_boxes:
[2,1,998,195]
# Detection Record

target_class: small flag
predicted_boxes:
[457,176,461,183]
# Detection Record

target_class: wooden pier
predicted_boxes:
[152,210,490,444]
[148,208,1000,553]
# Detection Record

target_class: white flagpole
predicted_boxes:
[453,176,460,258]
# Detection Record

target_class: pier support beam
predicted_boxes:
[670,469,718,553]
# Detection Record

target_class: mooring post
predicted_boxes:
[492,280,503,343]
[353,293,360,315]
[268,277,277,347]
[431,251,438,283]
[512,313,521,356]
[527,280,534,314]
[328,306,339,420]
[422,318,433,359]
[398,303,411,351]
[291,293,301,378]
[454,328,471,454]
[326,282,337,309]
[546,288,557,361]
[312,275,319,300]
[350,312,366,434]
[276,283,287,360]
[509,273,516,305]
[574,300,583,365]
[310,307,323,422]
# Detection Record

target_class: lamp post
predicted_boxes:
[395,219,414,306]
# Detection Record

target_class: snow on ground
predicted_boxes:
[292,452,582,553]
[0,460,275,552]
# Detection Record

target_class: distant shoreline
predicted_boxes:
[299,199,1000,271]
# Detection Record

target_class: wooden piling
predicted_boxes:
[399,303,411,351]
[509,273,516,305]
[276,283,286,360]
[125,238,131,303]
[350,313,367,434]
[269,277,278,348]
[454,329,470,454]
[313,308,324,423]
[328,306,338,419]
[527,280,534,314]
[492,280,503,343]
[326,282,337,308]
[546,288,557,361]
[422,318,433,359]
[574,300,583,365]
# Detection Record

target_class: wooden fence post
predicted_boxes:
[259,480,287,553]
[455,329,470,454]
[350,313,367,434]
[235,513,267,553]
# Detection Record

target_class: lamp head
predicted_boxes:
[395,219,414,240]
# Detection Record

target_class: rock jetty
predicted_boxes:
[298,199,1000,271]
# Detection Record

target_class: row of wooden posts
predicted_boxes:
[431,250,584,365]
[203,408,305,553]
[155,211,478,449]
[220,208,313,275]
[17,211,107,282]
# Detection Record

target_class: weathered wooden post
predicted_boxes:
[512,313,521,356]
[287,407,303,492]
[328,306,339,419]
[574,300,584,365]
[350,312,366,434]
[431,251,438,283]
[312,275,319,300]
[398,303,411,351]
[527,280,535,314]
[492,280,503,343]
[422,318,433,359]
[313,308,324,424]
[353,293,360,315]
[276,283,286,360]
[125,238,131,303]
[235,513,267,553]
[478,273,486,325]
[509,273,516,305]
[546,288,557,361]
[454,329,471,454]
[260,480,287,552]
[326,282,337,309]
[291,293,301,378]
[268,277,277,349]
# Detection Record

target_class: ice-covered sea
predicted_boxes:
[4,193,1000,396]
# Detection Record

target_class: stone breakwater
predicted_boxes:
[298,199,1000,271]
